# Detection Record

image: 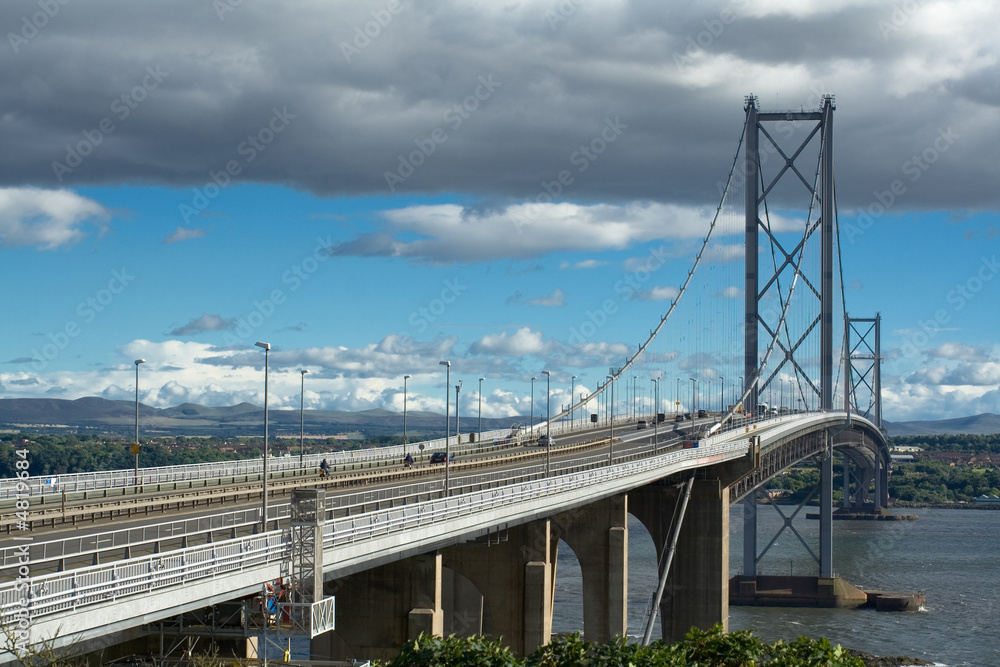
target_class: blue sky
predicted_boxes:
[1,0,998,422]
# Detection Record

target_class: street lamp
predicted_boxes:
[570,375,576,428]
[542,370,551,476]
[455,380,463,443]
[651,377,659,451]
[607,375,615,464]
[255,341,271,529]
[478,377,485,444]
[633,375,638,421]
[719,375,724,414]
[299,369,309,467]
[133,358,145,486]
[689,377,696,417]
[675,377,680,414]
[402,374,411,452]
[439,361,451,495]
[530,377,536,431]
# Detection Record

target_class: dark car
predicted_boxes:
[537,434,555,447]
[429,451,452,464]
[697,409,709,418]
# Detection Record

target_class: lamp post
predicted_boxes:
[570,375,576,428]
[738,375,744,412]
[719,375,724,414]
[455,380,463,444]
[689,377,696,418]
[542,370,551,476]
[402,374,411,452]
[607,375,615,464]
[255,341,271,529]
[478,377,485,443]
[299,369,309,467]
[675,377,680,414]
[439,361,451,496]
[651,377,659,451]
[530,377,536,431]
[133,358,145,486]
[632,375,638,422]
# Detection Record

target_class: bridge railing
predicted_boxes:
[0,425,520,499]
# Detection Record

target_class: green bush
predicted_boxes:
[378,626,864,667]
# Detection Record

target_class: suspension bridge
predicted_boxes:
[0,94,895,665]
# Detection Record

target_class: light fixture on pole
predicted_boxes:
[439,361,451,496]
[542,370,551,476]
[570,375,577,428]
[133,359,145,487]
[299,369,309,468]
[530,376,536,431]
[402,374,411,452]
[651,377,659,451]
[455,380,463,444]
[632,375,638,422]
[255,341,271,529]
[607,374,615,464]
[690,377,696,418]
[719,375,724,414]
[478,377,485,444]
[675,377,680,414]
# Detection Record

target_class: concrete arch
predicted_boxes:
[549,495,628,643]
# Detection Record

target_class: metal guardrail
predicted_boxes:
[0,425,525,499]
[0,412,697,500]
[0,434,754,630]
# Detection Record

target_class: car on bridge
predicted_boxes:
[537,434,555,447]
[429,451,453,464]
[636,420,648,429]
[697,409,709,418]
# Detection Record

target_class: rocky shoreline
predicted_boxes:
[847,648,933,666]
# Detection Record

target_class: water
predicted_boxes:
[552,508,1000,667]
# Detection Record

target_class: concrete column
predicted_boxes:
[312,552,443,661]
[553,494,628,642]
[443,519,553,655]
[873,451,883,510]
[842,455,850,508]
[632,478,730,643]
[820,434,833,578]
[742,495,757,577]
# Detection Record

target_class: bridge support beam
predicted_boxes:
[552,494,628,642]
[312,552,443,661]
[443,519,554,656]
[632,478,730,643]
[820,432,834,578]
[742,495,757,579]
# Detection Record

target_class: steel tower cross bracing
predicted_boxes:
[742,94,839,579]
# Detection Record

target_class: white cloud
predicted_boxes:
[470,327,555,357]
[528,289,566,307]
[164,226,206,244]
[0,188,109,249]
[928,342,989,362]
[635,286,680,302]
[326,202,722,263]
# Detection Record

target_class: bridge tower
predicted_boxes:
[743,94,838,580]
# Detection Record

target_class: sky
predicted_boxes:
[1,0,998,424]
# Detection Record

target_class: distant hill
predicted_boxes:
[884,413,1000,437]
[0,396,519,438]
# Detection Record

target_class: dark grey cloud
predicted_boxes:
[1,0,997,212]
